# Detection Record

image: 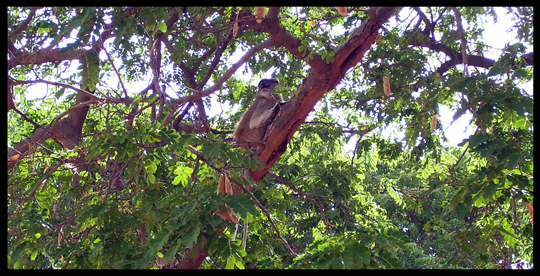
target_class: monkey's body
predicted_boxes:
[233,79,282,156]
[229,79,282,248]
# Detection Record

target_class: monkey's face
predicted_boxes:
[257,78,279,98]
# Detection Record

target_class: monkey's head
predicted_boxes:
[257,78,279,98]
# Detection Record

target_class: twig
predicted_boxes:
[232,179,299,257]
[20,161,65,208]
[12,107,41,129]
[12,80,100,101]
[175,39,275,105]
[102,46,129,98]
[267,172,333,235]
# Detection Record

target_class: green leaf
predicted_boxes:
[226,256,236,269]
[225,194,258,218]
[145,160,157,174]
[507,174,530,190]
[235,258,245,269]
[331,255,345,269]
[341,250,354,269]
[456,202,469,219]
[172,175,183,185]
[145,228,172,258]
[10,242,29,265]
[513,68,529,80]
[377,252,402,269]
[459,132,491,148]
[182,224,201,248]
[202,143,222,159]
[13,259,22,269]
[158,22,167,33]
[317,254,334,269]
[79,50,99,91]
[30,249,38,261]
[455,76,476,91]
[147,173,155,184]
[487,66,506,76]
[165,244,180,264]
[505,151,523,170]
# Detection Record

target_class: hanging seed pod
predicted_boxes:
[233,9,240,37]
[374,33,383,43]
[255,7,266,23]
[383,76,391,97]
[215,174,238,223]
[336,7,347,17]
[431,115,438,131]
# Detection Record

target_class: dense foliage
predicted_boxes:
[8,7,533,269]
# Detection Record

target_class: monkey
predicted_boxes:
[228,78,282,250]
[233,78,282,157]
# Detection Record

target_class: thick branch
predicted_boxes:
[251,7,397,181]
[246,7,328,72]
[8,47,88,70]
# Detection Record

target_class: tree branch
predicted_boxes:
[451,7,469,76]
[12,80,100,101]
[251,7,397,181]
[246,7,328,71]
[8,47,88,70]
[8,7,141,70]
[267,172,333,234]
[8,7,40,41]
[407,15,533,75]
[174,39,276,105]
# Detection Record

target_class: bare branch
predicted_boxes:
[102,46,128,98]
[8,7,141,70]
[12,79,100,101]
[175,39,275,105]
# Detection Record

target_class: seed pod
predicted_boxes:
[233,21,238,37]
[233,9,240,37]
[255,7,266,23]
[383,76,391,97]
[215,174,238,223]
[217,174,233,195]
[374,33,382,43]
[431,115,438,131]
[217,174,226,194]
[336,7,347,17]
